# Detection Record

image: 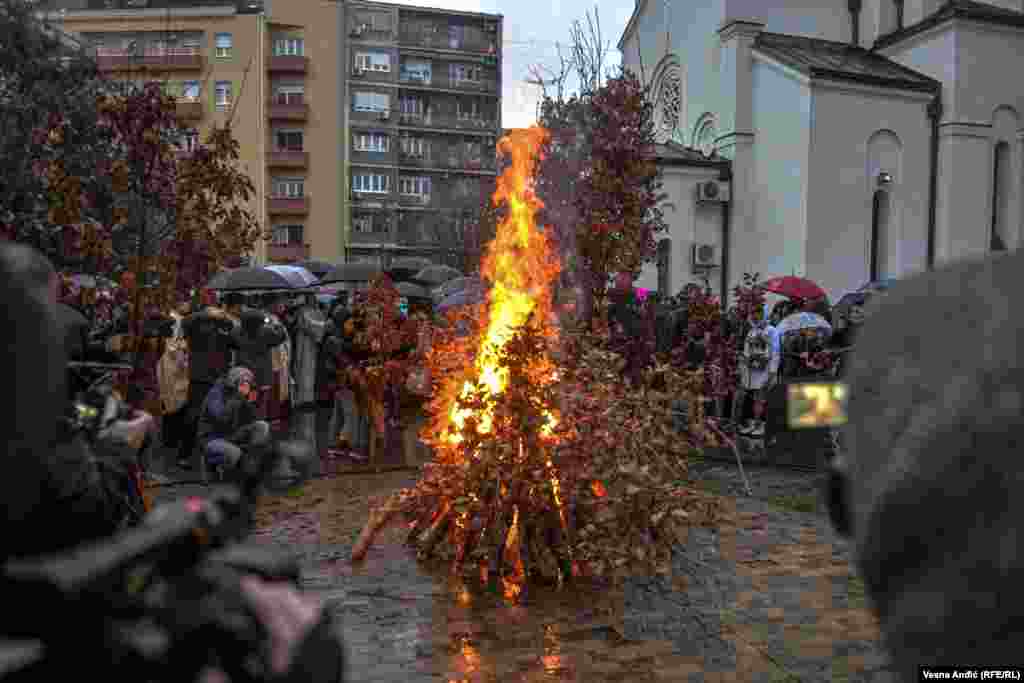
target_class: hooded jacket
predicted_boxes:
[196,367,258,445]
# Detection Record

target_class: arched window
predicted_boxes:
[870,190,890,281]
[652,57,683,145]
[991,141,1010,252]
[694,115,718,158]
[894,0,904,29]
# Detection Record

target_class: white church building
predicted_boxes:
[622,0,1024,304]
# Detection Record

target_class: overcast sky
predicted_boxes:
[387,0,635,128]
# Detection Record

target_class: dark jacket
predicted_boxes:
[196,378,258,445]
[183,309,237,384]
[231,309,286,387]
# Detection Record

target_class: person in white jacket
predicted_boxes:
[737,303,780,438]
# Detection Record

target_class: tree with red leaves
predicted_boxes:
[535,70,667,328]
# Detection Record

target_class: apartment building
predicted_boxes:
[40,0,345,265]
[344,1,502,268]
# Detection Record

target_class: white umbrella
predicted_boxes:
[775,311,832,337]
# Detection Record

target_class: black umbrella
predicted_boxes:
[413,264,462,286]
[298,260,335,279]
[387,257,434,282]
[395,281,431,300]
[206,267,296,291]
[434,275,483,301]
[263,265,318,288]
[318,262,384,285]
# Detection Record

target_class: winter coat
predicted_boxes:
[157,313,190,414]
[291,304,326,408]
[196,378,258,446]
[182,308,237,384]
[230,308,287,387]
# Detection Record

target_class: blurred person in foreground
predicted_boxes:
[0,244,344,682]
[832,248,1024,679]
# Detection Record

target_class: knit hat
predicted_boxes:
[841,248,1024,678]
[226,366,254,390]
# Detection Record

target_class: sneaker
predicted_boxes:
[749,422,765,438]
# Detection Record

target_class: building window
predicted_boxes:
[355,132,389,152]
[401,136,426,157]
[895,0,904,29]
[399,176,431,197]
[214,33,232,58]
[274,38,304,56]
[353,215,375,233]
[354,52,390,72]
[272,178,304,198]
[991,141,1010,252]
[272,224,304,246]
[178,128,199,152]
[870,190,890,281]
[401,60,432,83]
[399,96,424,115]
[275,130,304,151]
[353,91,390,112]
[448,24,463,49]
[352,173,390,193]
[450,64,481,83]
[654,60,683,144]
[457,99,480,120]
[214,80,232,110]
[182,80,200,101]
[273,84,304,104]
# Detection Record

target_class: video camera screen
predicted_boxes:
[786,381,848,429]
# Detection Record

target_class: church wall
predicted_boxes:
[804,85,932,299]
[724,0,851,42]
[620,0,727,148]
[636,166,724,298]
[954,23,1024,124]
[745,59,812,290]
[878,23,957,118]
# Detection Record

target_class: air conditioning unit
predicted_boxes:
[485,23,497,33]
[379,110,390,121]
[692,243,720,268]
[696,180,729,203]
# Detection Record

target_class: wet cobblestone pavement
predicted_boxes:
[152,455,897,682]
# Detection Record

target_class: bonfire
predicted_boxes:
[352,127,721,590]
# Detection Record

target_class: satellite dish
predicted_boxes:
[702,181,719,199]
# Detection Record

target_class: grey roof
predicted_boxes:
[650,142,730,169]
[874,0,1024,50]
[754,32,940,93]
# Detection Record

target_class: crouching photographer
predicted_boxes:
[826,248,1024,679]
[0,243,345,682]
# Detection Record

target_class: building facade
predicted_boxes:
[42,0,346,265]
[620,0,1024,304]
[344,1,502,268]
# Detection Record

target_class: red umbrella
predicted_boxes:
[761,275,826,301]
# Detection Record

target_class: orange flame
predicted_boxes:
[440,126,561,447]
[591,480,608,498]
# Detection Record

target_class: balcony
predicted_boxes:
[398,32,497,55]
[267,55,308,73]
[397,152,494,173]
[397,112,498,133]
[96,47,204,72]
[349,26,395,42]
[175,100,203,121]
[267,243,309,263]
[398,193,435,209]
[267,150,308,168]
[267,98,309,121]
[350,230,393,244]
[397,74,499,95]
[268,195,310,215]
